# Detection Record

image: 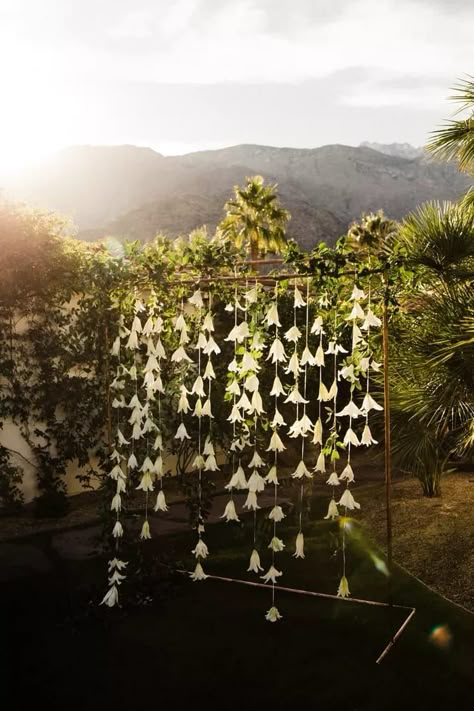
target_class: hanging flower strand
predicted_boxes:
[101,306,129,608]
[292,278,313,560]
[265,285,285,622]
[189,290,209,581]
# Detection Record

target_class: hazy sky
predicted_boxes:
[0,0,472,175]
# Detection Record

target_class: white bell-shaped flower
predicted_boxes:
[175,314,188,332]
[190,562,207,581]
[249,390,265,415]
[221,499,240,522]
[265,302,281,327]
[284,325,302,343]
[225,465,248,490]
[294,286,306,308]
[248,470,266,493]
[301,347,316,366]
[293,531,305,559]
[265,465,279,485]
[338,488,361,510]
[192,454,205,470]
[175,422,191,440]
[326,471,340,486]
[188,289,204,309]
[265,606,282,623]
[313,417,323,445]
[311,316,324,335]
[178,387,191,414]
[203,359,216,380]
[337,400,362,418]
[318,381,330,401]
[154,490,169,512]
[236,391,252,412]
[339,463,355,482]
[268,536,285,552]
[112,521,123,538]
[347,301,365,321]
[244,374,259,392]
[315,451,326,473]
[243,491,260,511]
[191,375,205,397]
[271,409,286,427]
[203,312,214,332]
[337,575,350,598]
[228,405,243,423]
[226,380,241,396]
[284,387,309,405]
[261,565,282,584]
[203,336,221,355]
[361,423,378,445]
[362,309,382,330]
[270,375,285,398]
[324,498,339,520]
[140,520,151,540]
[201,398,213,417]
[285,351,300,376]
[249,451,264,468]
[344,427,360,446]
[204,454,219,471]
[350,285,366,301]
[267,430,286,452]
[361,393,383,414]
[247,548,263,573]
[269,505,285,522]
[171,346,192,363]
[137,471,154,492]
[195,332,208,350]
[292,460,313,479]
[192,538,209,559]
[241,351,259,372]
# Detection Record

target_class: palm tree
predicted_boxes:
[347,210,399,257]
[426,75,474,174]
[218,175,290,262]
[389,201,474,495]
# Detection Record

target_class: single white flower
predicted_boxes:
[195,332,208,350]
[188,289,204,308]
[203,336,221,355]
[193,398,203,417]
[108,558,128,572]
[261,565,283,584]
[269,505,285,522]
[270,375,286,398]
[362,309,382,330]
[225,465,248,490]
[268,536,285,552]
[190,562,207,581]
[179,329,190,345]
[265,606,282,622]
[171,346,193,363]
[248,470,266,493]
[226,380,241,396]
[203,359,216,380]
[326,471,340,486]
[247,548,263,573]
[241,351,259,372]
[111,336,121,357]
[192,539,209,559]
[284,325,302,343]
[137,471,154,492]
[228,405,244,423]
[249,390,265,415]
[204,454,219,471]
[361,423,378,445]
[315,451,326,473]
[101,585,119,607]
[347,302,365,321]
[337,575,351,598]
[267,338,287,363]
[293,531,305,559]
[271,409,286,427]
[153,432,163,450]
[311,316,324,335]
[193,454,205,470]
[175,423,191,440]
[155,338,167,359]
[361,393,383,414]
[350,285,366,301]
[244,374,260,392]
[109,464,124,480]
[228,358,239,373]
[226,321,250,343]
[352,322,364,349]
[154,490,169,512]
[339,364,356,382]
[126,331,139,350]
[371,360,382,372]
[338,488,361,510]
[267,430,286,452]
[265,466,279,486]
[265,302,281,327]
[153,455,164,477]
[251,332,265,351]
[131,315,142,333]
[243,491,260,510]
[191,375,205,397]
[201,398,213,418]
[236,391,252,412]
[249,451,264,468]
[203,438,214,456]
[178,389,191,414]
[324,498,339,520]
[344,427,360,446]
[337,400,362,418]
[140,520,151,540]
[301,346,316,366]
[339,463,355,482]
[284,387,308,405]
[318,381,330,401]
[313,418,323,445]
[203,312,214,332]
[134,299,146,313]
[292,460,313,479]
[288,414,314,438]
[327,379,338,400]
[285,351,301,376]
[127,453,138,470]
[221,499,240,522]
[112,520,123,538]
[294,286,306,308]
[142,316,153,336]
[174,314,188,332]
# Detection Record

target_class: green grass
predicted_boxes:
[2,511,473,710]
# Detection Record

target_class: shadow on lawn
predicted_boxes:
[1,515,473,710]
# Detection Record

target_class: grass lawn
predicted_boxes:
[2,496,473,711]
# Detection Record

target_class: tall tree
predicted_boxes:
[218,175,290,262]
[426,75,474,180]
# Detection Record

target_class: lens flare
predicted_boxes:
[429,625,452,649]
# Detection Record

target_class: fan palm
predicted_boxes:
[218,175,290,262]
[426,75,474,174]
[389,201,474,495]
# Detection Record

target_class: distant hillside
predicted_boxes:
[11,143,472,249]
[360,142,424,160]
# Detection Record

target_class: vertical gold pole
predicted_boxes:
[382,282,393,568]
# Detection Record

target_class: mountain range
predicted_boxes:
[8,142,472,250]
